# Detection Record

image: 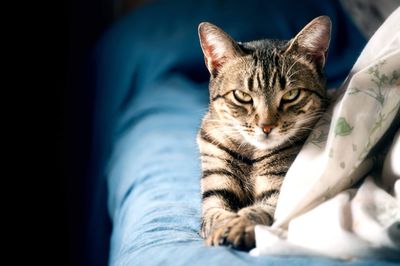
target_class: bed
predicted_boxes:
[89,0,399,265]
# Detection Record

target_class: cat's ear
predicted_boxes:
[285,16,331,68]
[198,22,244,76]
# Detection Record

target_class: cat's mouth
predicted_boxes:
[243,128,286,150]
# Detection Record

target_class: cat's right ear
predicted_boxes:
[198,22,244,77]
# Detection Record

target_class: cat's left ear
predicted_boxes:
[285,16,331,68]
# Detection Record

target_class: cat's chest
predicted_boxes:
[226,157,280,179]
[227,152,293,180]
[227,160,252,177]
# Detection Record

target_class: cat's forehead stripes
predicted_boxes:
[255,69,262,90]
[246,49,289,93]
[248,46,323,94]
[247,75,254,92]
[279,75,286,89]
[269,68,280,90]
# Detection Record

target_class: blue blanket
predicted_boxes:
[90,0,398,265]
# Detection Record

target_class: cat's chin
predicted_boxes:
[244,134,285,151]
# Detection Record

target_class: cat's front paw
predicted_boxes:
[206,216,255,251]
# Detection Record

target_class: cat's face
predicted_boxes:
[208,50,327,150]
[199,17,330,150]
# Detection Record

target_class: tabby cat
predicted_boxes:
[197,16,331,251]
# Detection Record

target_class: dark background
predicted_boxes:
[61,1,151,264]
[62,0,114,265]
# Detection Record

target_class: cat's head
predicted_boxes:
[198,16,331,150]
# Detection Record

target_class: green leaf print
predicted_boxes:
[347,60,400,107]
[335,117,353,137]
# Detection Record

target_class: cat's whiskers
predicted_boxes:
[207,121,257,152]
[283,114,324,142]
[205,125,243,140]
[285,130,308,146]
[298,111,326,122]
[234,125,254,151]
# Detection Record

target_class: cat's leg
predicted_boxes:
[205,212,256,250]
[200,205,238,242]
[200,188,245,241]
[201,199,256,250]
[198,136,254,248]
[200,179,254,249]
[214,170,284,249]
[200,161,280,250]
[206,195,277,251]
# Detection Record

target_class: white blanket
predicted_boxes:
[251,7,400,260]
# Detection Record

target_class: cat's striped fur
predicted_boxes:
[197,16,331,250]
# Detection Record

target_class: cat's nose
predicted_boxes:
[261,124,274,135]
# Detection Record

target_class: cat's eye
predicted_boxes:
[282,89,300,102]
[233,90,252,104]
